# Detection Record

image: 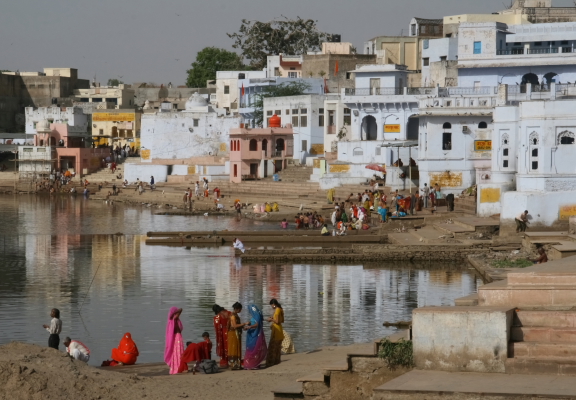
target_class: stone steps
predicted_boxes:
[515,310,576,328]
[511,326,576,343]
[409,226,452,243]
[505,357,576,376]
[387,232,423,245]
[511,341,576,358]
[433,223,475,235]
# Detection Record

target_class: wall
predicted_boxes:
[25,106,88,135]
[0,73,22,132]
[140,110,241,161]
[413,306,514,373]
[301,54,376,92]
[135,87,214,110]
[124,163,168,183]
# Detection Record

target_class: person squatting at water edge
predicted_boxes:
[228,302,249,370]
[64,337,90,362]
[212,304,232,368]
[181,332,212,373]
[42,308,62,350]
[164,307,186,374]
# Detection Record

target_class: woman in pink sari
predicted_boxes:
[243,304,267,369]
[164,307,186,374]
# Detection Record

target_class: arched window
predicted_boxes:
[249,139,258,151]
[478,122,488,129]
[558,131,575,145]
[501,133,509,146]
[529,132,539,146]
[230,140,234,151]
[443,122,452,130]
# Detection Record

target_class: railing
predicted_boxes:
[532,85,551,93]
[562,47,574,53]
[527,48,559,54]
[273,151,283,158]
[497,49,524,55]
[407,87,435,95]
[507,85,526,94]
[344,88,403,96]
[447,87,496,95]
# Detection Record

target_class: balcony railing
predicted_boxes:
[497,47,574,55]
[344,88,403,96]
[407,87,435,95]
[273,151,283,158]
[497,48,525,55]
[446,87,497,95]
[527,48,559,54]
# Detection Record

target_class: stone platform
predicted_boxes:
[373,370,576,399]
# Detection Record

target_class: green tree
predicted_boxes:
[228,17,330,70]
[107,78,124,86]
[186,47,248,88]
[253,81,311,127]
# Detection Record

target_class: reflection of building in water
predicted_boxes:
[90,235,141,289]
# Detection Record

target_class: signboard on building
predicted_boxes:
[93,113,135,122]
[474,140,492,151]
[384,124,401,133]
[559,205,576,220]
[141,149,151,160]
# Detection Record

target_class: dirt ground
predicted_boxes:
[0,341,374,400]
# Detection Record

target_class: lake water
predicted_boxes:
[0,195,481,365]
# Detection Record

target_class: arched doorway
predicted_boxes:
[407,118,419,140]
[50,136,56,146]
[275,138,285,156]
[362,115,377,141]
[262,139,268,157]
[521,73,539,85]
[544,72,558,86]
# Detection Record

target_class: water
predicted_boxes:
[0,195,481,365]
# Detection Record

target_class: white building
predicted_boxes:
[125,93,242,183]
[25,106,88,135]
[263,94,326,164]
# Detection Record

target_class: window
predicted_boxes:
[559,131,575,145]
[300,108,307,114]
[503,149,509,156]
[275,110,281,116]
[292,109,299,114]
[478,121,488,129]
[193,119,199,127]
[562,41,569,45]
[548,41,556,46]
[443,132,452,150]
[343,108,351,125]
[503,160,509,168]
[443,122,452,129]
[440,56,447,62]
[292,116,299,127]
[266,110,273,116]
[319,108,324,127]
[99,129,104,135]
[346,72,352,80]
[300,116,308,127]
[302,140,308,152]
[224,85,229,94]
[532,149,538,157]
[534,42,542,46]
[328,110,335,126]
[532,161,539,170]
[249,139,258,151]
[274,67,280,77]
[473,41,482,54]
[446,33,452,38]
[423,39,429,49]
[423,58,430,67]
[288,72,298,78]
[285,109,290,115]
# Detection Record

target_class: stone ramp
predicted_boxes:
[373,369,576,399]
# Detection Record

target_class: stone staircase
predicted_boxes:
[522,231,576,261]
[264,165,314,183]
[453,195,477,215]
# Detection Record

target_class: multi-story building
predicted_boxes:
[73,83,135,109]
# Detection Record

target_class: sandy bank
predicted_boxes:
[0,341,374,400]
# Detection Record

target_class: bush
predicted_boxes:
[377,338,414,369]
[492,259,533,269]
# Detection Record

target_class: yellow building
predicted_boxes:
[92,109,141,149]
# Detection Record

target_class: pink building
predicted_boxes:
[34,122,108,176]
[229,116,294,183]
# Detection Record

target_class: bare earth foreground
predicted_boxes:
[0,342,373,400]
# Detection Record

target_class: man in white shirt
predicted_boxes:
[233,238,245,253]
[63,337,91,362]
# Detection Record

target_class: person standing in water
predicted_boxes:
[42,308,62,350]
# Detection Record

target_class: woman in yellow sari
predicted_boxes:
[227,302,248,370]
[266,299,285,367]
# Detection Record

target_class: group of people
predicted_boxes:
[43,299,293,375]
[165,300,288,374]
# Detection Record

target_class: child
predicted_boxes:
[42,308,62,350]
[281,219,289,229]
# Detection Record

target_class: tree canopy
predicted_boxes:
[107,78,124,86]
[252,80,311,127]
[228,17,330,70]
[186,47,248,88]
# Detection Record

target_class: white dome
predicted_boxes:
[185,92,208,110]
[36,120,51,132]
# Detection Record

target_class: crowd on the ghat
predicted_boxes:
[42,299,295,374]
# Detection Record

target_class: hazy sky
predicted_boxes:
[2,0,575,85]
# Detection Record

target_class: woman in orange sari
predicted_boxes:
[265,299,285,367]
[111,332,139,365]
[212,304,232,368]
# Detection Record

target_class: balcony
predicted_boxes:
[444,87,497,95]
[497,47,574,56]
[273,151,283,158]
[344,88,403,96]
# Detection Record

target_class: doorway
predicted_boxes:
[362,115,377,141]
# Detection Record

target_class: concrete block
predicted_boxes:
[413,306,514,373]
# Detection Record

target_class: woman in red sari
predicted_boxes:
[111,332,139,365]
[212,304,232,368]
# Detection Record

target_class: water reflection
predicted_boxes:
[0,196,481,366]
